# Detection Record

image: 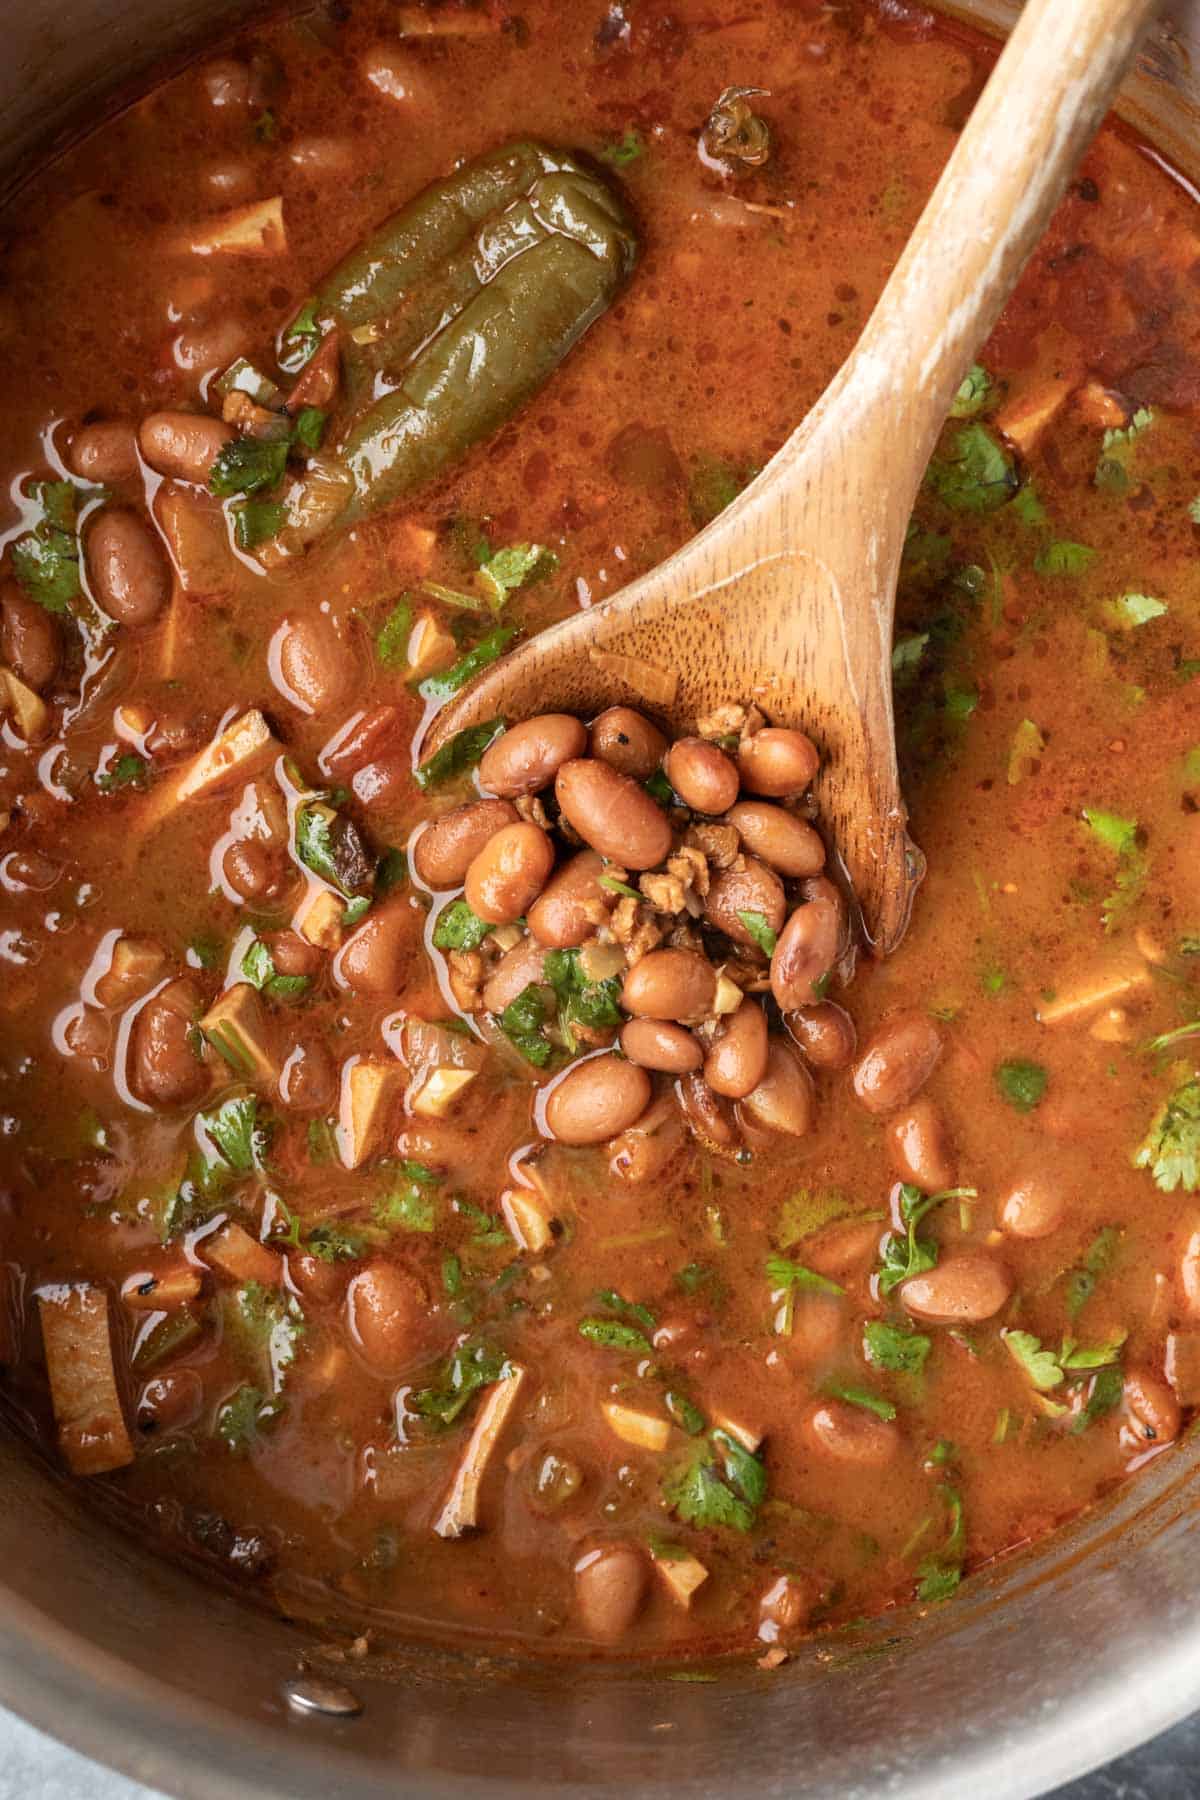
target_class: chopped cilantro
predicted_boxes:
[1095,406,1154,493]
[476,542,557,608]
[375,597,413,669]
[927,424,1018,513]
[825,1380,897,1422]
[432,898,494,952]
[199,1091,270,1174]
[686,455,751,527]
[1066,1226,1120,1317]
[665,1390,706,1435]
[12,480,86,614]
[1081,807,1146,931]
[737,909,778,956]
[498,983,554,1067]
[765,1255,844,1298]
[209,436,288,500]
[294,801,375,899]
[96,753,148,793]
[664,1431,767,1534]
[415,719,505,790]
[544,947,624,1051]
[375,1175,438,1233]
[291,406,325,452]
[948,363,991,419]
[1002,1330,1064,1392]
[675,1261,716,1296]
[916,1485,964,1601]
[878,1186,969,1294]
[892,632,929,686]
[216,1384,282,1455]
[226,1281,305,1393]
[282,299,321,367]
[600,129,644,167]
[418,627,517,703]
[241,937,310,1000]
[1034,541,1095,577]
[1135,1081,1200,1192]
[453,1197,509,1250]
[595,1289,657,1331]
[863,1318,931,1376]
[232,497,286,550]
[410,1339,511,1428]
[1076,1364,1124,1432]
[376,847,409,894]
[994,1058,1048,1113]
[306,1222,372,1263]
[578,1318,654,1356]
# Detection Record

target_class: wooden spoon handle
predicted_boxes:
[822,0,1164,469]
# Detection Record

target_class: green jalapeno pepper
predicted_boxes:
[285,140,638,538]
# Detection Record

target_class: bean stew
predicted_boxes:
[2,0,1200,1665]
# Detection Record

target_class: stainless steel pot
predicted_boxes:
[3,5,1200,1795]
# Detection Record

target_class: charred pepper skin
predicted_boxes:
[287,140,638,533]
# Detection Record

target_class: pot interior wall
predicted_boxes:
[3,4,1200,1797]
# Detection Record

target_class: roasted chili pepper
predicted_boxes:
[281,141,638,539]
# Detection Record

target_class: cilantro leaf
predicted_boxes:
[1003,1329,1064,1392]
[765,1255,844,1298]
[215,1383,282,1455]
[927,425,1018,513]
[416,719,505,791]
[291,406,325,452]
[12,480,85,613]
[892,632,929,686]
[241,937,310,1001]
[1075,1364,1124,1432]
[595,1288,657,1331]
[410,1339,510,1427]
[432,898,494,952]
[375,597,413,669]
[418,628,517,704]
[1095,406,1154,493]
[994,1059,1048,1113]
[543,947,624,1051]
[226,1281,305,1393]
[600,129,644,167]
[863,1318,931,1376]
[498,983,553,1067]
[1135,1081,1200,1192]
[1034,541,1095,578]
[737,909,778,956]
[825,1380,897,1421]
[198,1092,270,1174]
[96,752,148,793]
[294,801,375,899]
[578,1318,654,1355]
[916,1484,965,1601]
[232,497,286,550]
[305,1222,372,1262]
[476,543,557,608]
[711,1428,767,1508]
[877,1185,962,1294]
[209,436,289,499]
[281,298,321,369]
[948,364,991,419]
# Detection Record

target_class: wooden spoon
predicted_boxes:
[420,0,1163,954]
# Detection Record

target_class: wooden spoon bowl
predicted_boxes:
[421,0,1163,954]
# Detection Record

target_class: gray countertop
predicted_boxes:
[0,1703,1196,1799]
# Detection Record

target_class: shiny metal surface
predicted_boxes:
[2,3,1200,1796]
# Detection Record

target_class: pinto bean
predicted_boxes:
[740,1039,814,1137]
[590,706,668,780]
[770,895,842,1010]
[482,938,547,1015]
[463,822,555,925]
[278,1038,337,1112]
[200,57,252,108]
[222,838,282,902]
[479,714,588,797]
[555,758,673,869]
[347,1261,426,1375]
[738,727,820,797]
[784,1001,856,1070]
[888,1099,956,1193]
[705,999,769,1099]
[334,901,413,996]
[291,1251,345,1307]
[705,857,785,951]
[574,1542,648,1642]
[139,411,234,484]
[1122,1369,1181,1448]
[1,585,60,690]
[138,1370,204,1434]
[411,799,520,890]
[852,1011,943,1115]
[664,737,739,813]
[621,948,717,1022]
[1179,1225,1200,1321]
[321,705,403,779]
[351,755,410,811]
[87,509,170,626]
[677,1071,740,1150]
[270,612,353,716]
[998,1171,1065,1240]
[901,1255,1011,1325]
[527,849,615,949]
[801,1398,899,1467]
[544,1055,651,1145]
[620,1018,702,1073]
[608,1091,685,1182]
[725,800,825,877]
[173,318,250,379]
[264,930,322,978]
[67,420,139,484]
[130,980,208,1108]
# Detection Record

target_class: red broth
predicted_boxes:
[1,0,1200,1661]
